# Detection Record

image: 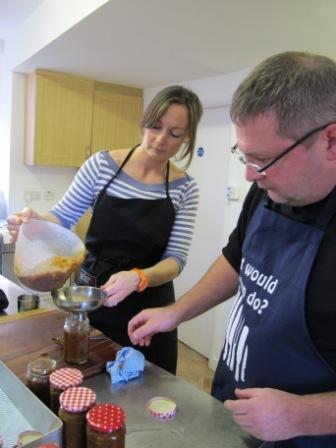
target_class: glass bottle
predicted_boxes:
[63,313,90,364]
[86,403,126,448]
[59,386,96,448]
[49,367,83,415]
[26,355,57,408]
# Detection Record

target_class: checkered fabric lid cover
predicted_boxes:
[59,386,96,413]
[49,367,83,390]
[86,403,125,432]
[146,396,177,420]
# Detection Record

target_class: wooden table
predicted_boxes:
[0,308,120,382]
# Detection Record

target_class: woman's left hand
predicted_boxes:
[101,270,139,307]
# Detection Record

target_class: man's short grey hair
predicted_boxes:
[230,51,336,138]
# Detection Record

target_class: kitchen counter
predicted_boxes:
[84,364,247,448]
[0,275,248,447]
[0,274,54,321]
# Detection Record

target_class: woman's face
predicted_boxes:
[141,103,189,162]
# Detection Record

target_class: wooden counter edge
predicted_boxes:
[0,307,55,324]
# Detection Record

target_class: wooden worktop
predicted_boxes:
[0,308,120,382]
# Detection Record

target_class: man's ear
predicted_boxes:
[326,123,336,160]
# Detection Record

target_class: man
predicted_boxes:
[128,51,336,447]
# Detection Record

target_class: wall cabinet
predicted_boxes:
[91,82,143,155]
[25,70,143,167]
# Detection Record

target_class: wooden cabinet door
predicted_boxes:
[91,82,143,154]
[25,70,94,167]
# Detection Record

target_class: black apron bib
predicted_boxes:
[212,188,336,447]
[78,146,178,373]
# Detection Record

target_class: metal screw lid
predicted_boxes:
[27,356,57,381]
[146,396,177,420]
[86,403,126,432]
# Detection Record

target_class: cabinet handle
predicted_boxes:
[85,146,91,159]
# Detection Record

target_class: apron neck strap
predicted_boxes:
[94,145,172,209]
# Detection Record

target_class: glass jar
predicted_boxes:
[86,403,126,448]
[64,313,90,364]
[26,355,57,407]
[59,386,96,448]
[49,367,83,415]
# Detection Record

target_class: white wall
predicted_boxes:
[0,55,11,206]
[144,68,251,109]
[1,0,111,213]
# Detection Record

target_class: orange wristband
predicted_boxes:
[132,268,148,292]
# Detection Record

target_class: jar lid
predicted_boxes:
[50,367,83,390]
[59,386,96,413]
[86,403,125,432]
[146,396,177,420]
[27,356,57,379]
[37,445,59,448]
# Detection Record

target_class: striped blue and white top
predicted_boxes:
[51,151,199,271]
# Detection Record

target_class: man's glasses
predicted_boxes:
[231,122,333,175]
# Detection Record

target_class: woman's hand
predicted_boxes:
[101,270,140,306]
[6,207,43,243]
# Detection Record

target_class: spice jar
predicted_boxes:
[59,386,96,448]
[86,403,126,448]
[26,355,57,407]
[64,313,90,364]
[49,367,83,415]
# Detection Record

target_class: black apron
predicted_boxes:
[78,147,177,374]
[212,188,336,447]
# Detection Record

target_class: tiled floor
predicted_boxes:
[176,341,214,394]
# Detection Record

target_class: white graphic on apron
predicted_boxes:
[223,279,250,382]
[222,260,279,382]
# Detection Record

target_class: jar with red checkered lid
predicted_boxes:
[86,403,126,447]
[59,386,96,448]
[49,367,84,414]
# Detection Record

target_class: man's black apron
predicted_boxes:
[78,147,177,374]
[212,188,336,447]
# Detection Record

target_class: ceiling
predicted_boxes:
[1,0,336,88]
[0,0,44,38]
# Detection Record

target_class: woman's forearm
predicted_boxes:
[142,257,180,287]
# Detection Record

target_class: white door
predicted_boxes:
[174,106,232,357]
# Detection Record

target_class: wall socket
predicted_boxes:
[24,191,41,202]
[44,190,54,201]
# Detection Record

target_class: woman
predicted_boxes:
[7,85,203,374]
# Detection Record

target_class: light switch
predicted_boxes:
[225,186,240,201]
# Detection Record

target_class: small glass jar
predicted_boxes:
[49,367,84,415]
[26,355,57,407]
[86,403,126,448]
[59,386,96,448]
[64,313,90,364]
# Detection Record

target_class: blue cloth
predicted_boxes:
[106,347,145,384]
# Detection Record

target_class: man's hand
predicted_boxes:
[128,306,178,347]
[224,387,302,442]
